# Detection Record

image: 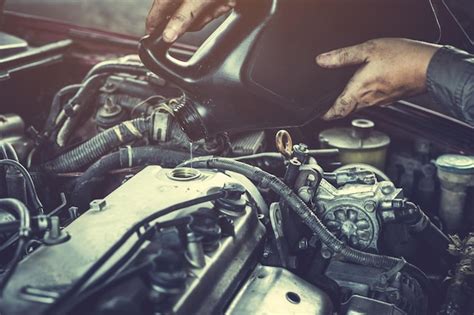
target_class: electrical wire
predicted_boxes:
[56,228,156,314]
[0,238,26,296]
[63,259,153,314]
[47,189,229,314]
[0,143,19,162]
[0,160,43,215]
[0,199,31,296]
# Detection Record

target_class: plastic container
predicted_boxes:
[319,119,390,170]
[139,0,440,141]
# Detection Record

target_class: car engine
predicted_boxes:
[0,23,473,315]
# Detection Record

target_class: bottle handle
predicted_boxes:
[138,0,274,84]
[139,33,194,84]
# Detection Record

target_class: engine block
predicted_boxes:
[0,166,266,315]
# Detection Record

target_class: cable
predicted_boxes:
[0,199,31,296]
[58,229,156,314]
[63,260,153,315]
[56,74,109,147]
[43,84,82,137]
[0,143,19,162]
[0,238,25,296]
[4,143,19,162]
[0,233,19,253]
[47,189,229,314]
[84,60,148,80]
[0,160,43,215]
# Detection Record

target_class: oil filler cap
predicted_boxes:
[435,154,474,175]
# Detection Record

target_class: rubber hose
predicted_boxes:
[56,74,108,147]
[43,84,81,136]
[84,61,148,80]
[44,118,150,173]
[71,146,189,208]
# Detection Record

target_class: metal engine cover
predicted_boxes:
[0,166,266,315]
[226,265,333,314]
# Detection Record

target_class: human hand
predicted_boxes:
[146,0,237,43]
[316,38,440,120]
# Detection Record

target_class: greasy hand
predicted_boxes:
[146,0,237,43]
[316,38,440,120]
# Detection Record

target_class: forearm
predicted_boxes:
[427,46,474,125]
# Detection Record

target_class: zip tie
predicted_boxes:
[126,145,133,168]
[113,126,124,142]
[123,121,143,138]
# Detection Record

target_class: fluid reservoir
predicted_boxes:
[319,119,390,170]
[435,154,474,233]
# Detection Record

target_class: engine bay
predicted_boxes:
[0,15,473,315]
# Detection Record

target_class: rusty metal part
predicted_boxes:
[275,130,293,158]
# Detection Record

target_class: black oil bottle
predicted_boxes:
[139,0,440,141]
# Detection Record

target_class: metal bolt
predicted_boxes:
[49,217,60,239]
[381,184,395,195]
[90,199,107,211]
[364,200,377,212]
[298,238,309,250]
[321,248,332,259]
[186,232,205,269]
[263,247,271,258]
[298,187,312,203]
[68,206,79,220]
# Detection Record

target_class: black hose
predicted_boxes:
[44,117,152,173]
[47,189,229,314]
[84,61,148,80]
[56,74,109,147]
[71,146,189,208]
[43,84,82,136]
[398,201,452,261]
[0,160,43,215]
[234,149,340,163]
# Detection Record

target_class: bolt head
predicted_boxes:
[381,184,395,195]
[90,199,107,211]
[364,200,377,212]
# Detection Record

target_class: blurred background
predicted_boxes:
[5,0,153,36]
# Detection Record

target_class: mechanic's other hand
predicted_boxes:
[146,0,237,43]
[316,38,440,120]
